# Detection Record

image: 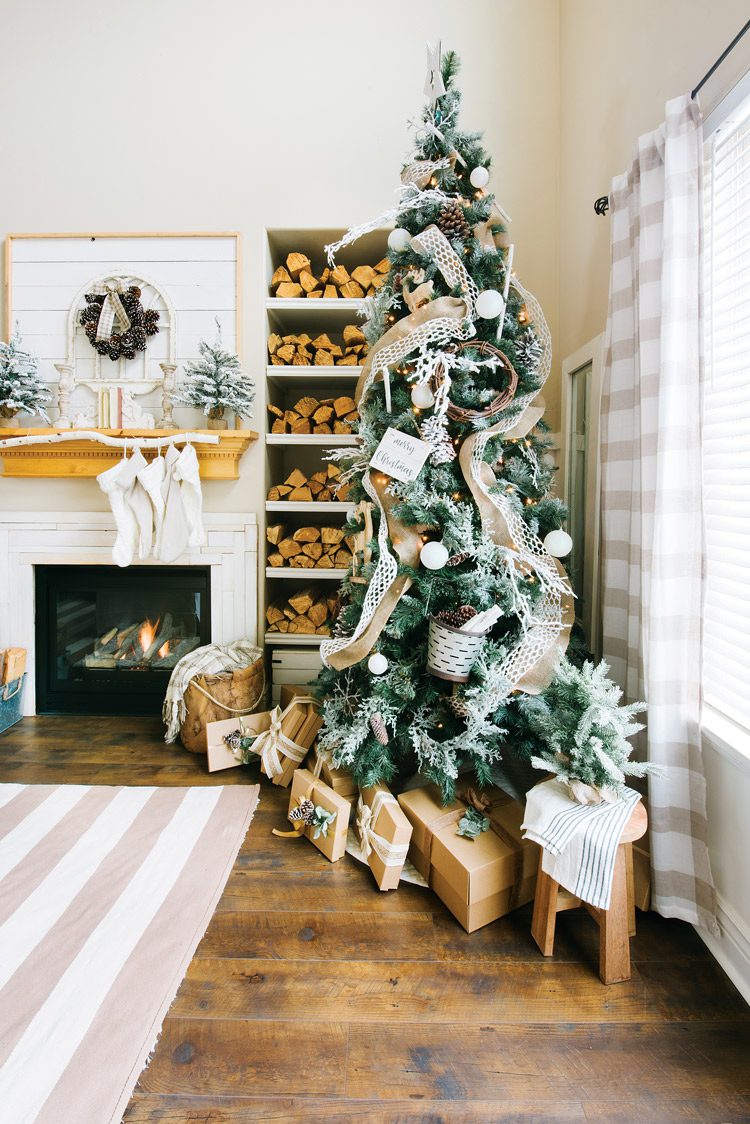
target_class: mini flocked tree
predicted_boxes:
[0,327,50,427]
[173,321,255,429]
[315,48,650,804]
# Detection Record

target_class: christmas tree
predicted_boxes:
[173,322,255,422]
[315,48,649,804]
[0,327,50,424]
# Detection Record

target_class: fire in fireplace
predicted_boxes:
[35,565,211,715]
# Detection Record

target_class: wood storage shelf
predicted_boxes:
[266,568,347,580]
[0,428,258,479]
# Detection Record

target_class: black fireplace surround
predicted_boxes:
[34,565,211,715]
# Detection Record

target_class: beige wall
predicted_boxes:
[0,0,561,513]
[559,0,750,998]
[559,0,750,362]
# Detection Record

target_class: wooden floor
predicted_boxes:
[2,717,749,1123]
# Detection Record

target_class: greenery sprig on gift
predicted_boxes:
[456,805,490,839]
[289,797,337,839]
[0,328,50,423]
[223,729,258,764]
[172,320,254,422]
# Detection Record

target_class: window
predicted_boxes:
[702,91,750,734]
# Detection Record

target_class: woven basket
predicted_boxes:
[426,617,486,683]
[179,656,265,754]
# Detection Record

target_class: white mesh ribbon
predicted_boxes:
[410,225,479,316]
[356,791,410,866]
[320,470,398,667]
[324,188,448,265]
[91,280,131,343]
[401,155,452,188]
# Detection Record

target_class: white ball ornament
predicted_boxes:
[420,540,450,570]
[368,652,389,676]
[470,166,490,189]
[387,228,412,253]
[475,289,505,320]
[411,383,435,409]
[543,529,573,558]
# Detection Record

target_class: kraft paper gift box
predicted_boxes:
[308,744,358,800]
[356,782,413,891]
[206,693,321,784]
[397,783,538,932]
[279,766,350,862]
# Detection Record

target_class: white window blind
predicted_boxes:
[702,96,750,732]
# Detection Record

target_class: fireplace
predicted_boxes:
[34,565,211,715]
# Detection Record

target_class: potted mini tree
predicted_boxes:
[0,328,51,429]
[172,322,255,430]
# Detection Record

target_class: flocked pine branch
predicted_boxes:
[0,327,51,423]
[172,321,255,419]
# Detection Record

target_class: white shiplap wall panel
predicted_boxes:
[6,234,240,424]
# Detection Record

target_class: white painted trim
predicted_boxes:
[560,334,605,656]
[696,892,750,1006]
[0,512,257,716]
[702,706,750,777]
[703,67,750,139]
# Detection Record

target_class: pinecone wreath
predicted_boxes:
[437,199,472,243]
[79,286,160,361]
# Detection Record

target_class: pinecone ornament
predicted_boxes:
[437,199,472,243]
[370,712,389,745]
[436,605,477,628]
[289,797,315,824]
[446,550,471,567]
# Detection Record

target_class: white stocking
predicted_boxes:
[157,444,190,563]
[124,449,152,560]
[174,443,205,547]
[97,450,144,568]
[137,454,166,557]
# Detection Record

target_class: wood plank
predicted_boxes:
[344,1022,750,1101]
[196,910,436,961]
[173,958,659,1024]
[217,868,438,915]
[124,1093,587,1122]
[138,1018,347,1097]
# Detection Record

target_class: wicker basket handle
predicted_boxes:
[188,669,266,716]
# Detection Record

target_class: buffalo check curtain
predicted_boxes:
[600,94,718,935]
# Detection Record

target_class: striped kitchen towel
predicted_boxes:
[0,782,259,1124]
[522,779,641,910]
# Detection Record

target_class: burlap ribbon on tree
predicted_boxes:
[92,280,131,342]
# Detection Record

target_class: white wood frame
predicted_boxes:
[559,333,605,656]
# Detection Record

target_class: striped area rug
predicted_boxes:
[0,782,259,1124]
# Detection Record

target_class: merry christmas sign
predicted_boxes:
[370,426,432,483]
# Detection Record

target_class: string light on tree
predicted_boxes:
[543,529,573,557]
[420,540,450,570]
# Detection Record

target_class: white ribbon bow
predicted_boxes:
[250,696,316,780]
[356,791,410,867]
[94,280,131,343]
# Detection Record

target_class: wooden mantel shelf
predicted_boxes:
[0,428,259,480]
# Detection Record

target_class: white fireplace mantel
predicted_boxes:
[0,511,258,716]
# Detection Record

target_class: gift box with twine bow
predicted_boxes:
[356,782,413,891]
[205,686,321,785]
[397,783,538,932]
[273,766,350,862]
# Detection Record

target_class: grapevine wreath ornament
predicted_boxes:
[79,281,160,361]
[434,339,519,421]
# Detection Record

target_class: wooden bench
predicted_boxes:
[530,802,648,984]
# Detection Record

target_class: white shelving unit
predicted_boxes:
[262,227,387,658]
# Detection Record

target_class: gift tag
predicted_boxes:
[370,427,432,483]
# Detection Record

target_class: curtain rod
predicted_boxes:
[594,17,750,216]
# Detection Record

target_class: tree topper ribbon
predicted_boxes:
[93,280,131,343]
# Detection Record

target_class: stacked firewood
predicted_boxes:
[266,585,340,636]
[267,465,350,504]
[268,393,357,436]
[268,326,368,367]
[271,253,390,299]
[267,524,354,570]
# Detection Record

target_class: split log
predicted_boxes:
[286,252,311,279]
[275,282,304,299]
[293,526,322,543]
[266,523,287,545]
